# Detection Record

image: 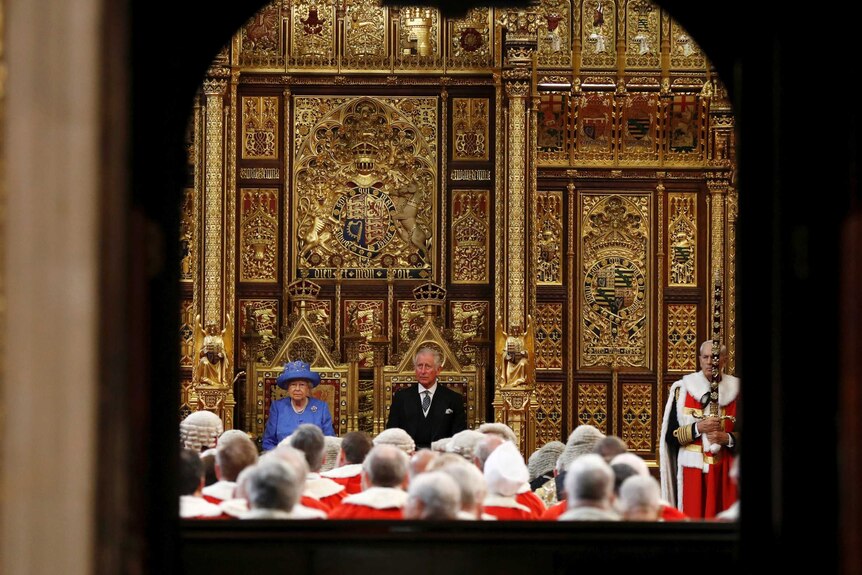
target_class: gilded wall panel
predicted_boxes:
[577,383,608,434]
[451,300,489,365]
[446,8,493,69]
[581,0,617,68]
[239,299,279,362]
[537,93,569,162]
[344,300,384,367]
[358,378,375,433]
[239,0,285,68]
[625,0,660,69]
[292,300,331,337]
[537,191,564,285]
[580,193,651,368]
[289,1,336,65]
[667,303,697,372]
[452,98,489,161]
[621,92,657,160]
[669,18,706,69]
[575,92,614,161]
[536,303,564,370]
[398,301,426,348]
[621,383,652,451]
[451,190,489,284]
[668,94,700,154]
[343,1,388,69]
[537,0,572,68]
[293,97,437,281]
[239,188,278,282]
[668,192,697,286]
[180,298,194,369]
[534,383,563,444]
[180,187,195,283]
[180,378,193,421]
[242,96,279,160]
[398,7,440,66]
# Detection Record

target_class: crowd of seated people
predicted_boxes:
[179,411,739,522]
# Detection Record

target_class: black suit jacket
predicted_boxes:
[385,383,468,449]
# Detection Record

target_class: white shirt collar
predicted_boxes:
[418,381,438,397]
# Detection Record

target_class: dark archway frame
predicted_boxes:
[123,2,846,572]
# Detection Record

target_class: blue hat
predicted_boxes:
[276,360,321,389]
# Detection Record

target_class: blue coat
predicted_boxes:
[262,397,335,450]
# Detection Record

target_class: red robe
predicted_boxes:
[540,500,567,521]
[327,487,407,520]
[304,474,347,512]
[515,484,547,519]
[321,463,364,495]
[482,495,535,521]
[200,480,236,504]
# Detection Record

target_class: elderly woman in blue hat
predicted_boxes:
[262,360,335,450]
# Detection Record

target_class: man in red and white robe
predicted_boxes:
[481,441,535,521]
[321,431,373,495]
[201,431,258,504]
[289,424,347,512]
[660,341,739,519]
[329,444,410,520]
[179,448,226,519]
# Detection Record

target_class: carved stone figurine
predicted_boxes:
[193,313,233,387]
[495,315,535,389]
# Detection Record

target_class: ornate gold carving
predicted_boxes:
[398,300,426,348]
[180,299,195,369]
[239,299,279,362]
[289,0,336,65]
[567,184,576,438]
[625,0,659,69]
[357,378,375,433]
[534,383,563,444]
[241,97,278,160]
[239,188,278,282]
[451,301,489,365]
[227,75,239,339]
[507,90,527,329]
[578,383,608,434]
[239,1,285,69]
[451,190,489,284]
[621,383,652,451]
[670,19,706,69]
[180,188,196,282]
[667,304,697,372]
[537,93,569,163]
[451,169,491,181]
[708,177,727,342]
[668,192,697,286]
[621,92,658,160]
[580,193,651,368]
[344,300,384,367]
[535,303,563,370]
[293,97,437,281]
[204,88,224,325]
[452,98,489,161]
[581,0,616,68]
[537,0,571,67]
[292,299,331,336]
[668,93,700,156]
[494,78,504,352]
[575,92,614,161]
[343,0,388,69]
[447,8,492,69]
[239,167,279,180]
[537,191,564,285]
[727,185,738,372]
[399,7,439,62]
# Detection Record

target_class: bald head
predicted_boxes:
[473,434,505,471]
[409,449,438,480]
[363,444,410,489]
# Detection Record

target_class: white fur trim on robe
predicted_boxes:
[219,498,249,518]
[482,494,531,513]
[180,495,223,518]
[321,463,362,480]
[304,473,346,499]
[341,487,408,510]
[516,482,531,495]
[201,480,236,502]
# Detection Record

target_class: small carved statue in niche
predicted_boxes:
[496,315,535,389]
[193,313,233,387]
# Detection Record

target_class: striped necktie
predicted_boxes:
[422,390,431,414]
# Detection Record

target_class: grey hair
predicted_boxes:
[565,453,614,505]
[617,475,661,516]
[245,460,302,512]
[473,434,504,471]
[699,340,728,356]
[263,444,311,480]
[413,346,443,369]
[289,424,326,472]
[363,444,409,488]
[406,471,461,520]
[435,460,486,513]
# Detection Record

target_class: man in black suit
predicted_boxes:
[386,346,468,449]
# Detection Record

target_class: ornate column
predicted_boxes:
[706,171,732,348]
[496,7,539,454]
[201,66,229,329]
